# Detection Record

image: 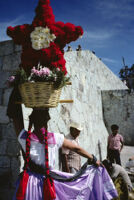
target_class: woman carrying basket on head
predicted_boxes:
[6,0,118,198]
[7,106,118,200]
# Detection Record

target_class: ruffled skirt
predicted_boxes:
[13,165,118,200]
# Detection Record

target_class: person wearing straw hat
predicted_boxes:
[61,122,83,173]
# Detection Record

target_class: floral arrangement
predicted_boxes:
[7,64,69,89]
[7,0,83,77]
[30,26,56,50]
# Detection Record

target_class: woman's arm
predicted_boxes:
[62,138,100,166]
[129,156,134,161]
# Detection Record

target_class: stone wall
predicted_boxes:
[102,90,134,145]
[0,40,22,200]
[0,40,127,199]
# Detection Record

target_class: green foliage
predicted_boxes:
[53,70,70,89]
[14,68,28,84]
[8,67,69,89]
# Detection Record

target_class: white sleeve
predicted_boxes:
[54,133,64,148]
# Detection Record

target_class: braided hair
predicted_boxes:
[27,109,56,198]
[16,108,54,199]
[24,108,50,170]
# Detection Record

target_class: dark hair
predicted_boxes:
[111,124,119,131]
[25,109,51,170]
[102,159,112,172]
[17,108,52,197]
[28,109,50,129]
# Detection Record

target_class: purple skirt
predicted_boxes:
[13,166,118,200]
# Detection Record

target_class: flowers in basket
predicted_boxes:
[6,0,83,108]
[7,63,70,89]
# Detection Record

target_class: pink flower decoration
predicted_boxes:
[41,67,50,75]
[8,76,15,82]
[31,67,50,77]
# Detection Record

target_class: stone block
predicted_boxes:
[0,169,12,190]
[0,156,10,167]
[0,140,7,155]
[0,106,9,123]
[3,88,12,106]
[0,71,11,88]
[11,157,20,186]
[0,188,14,200]
[102,91,134,145]
[79,83,84,92]
[14,44,22,52]
[0,40,14,56]
[0,56,3,70]
[0,123,16,140]
[6,140,20,156]
[0,89,3,104]
[2,52,21,71]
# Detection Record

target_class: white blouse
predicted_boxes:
[18,129,64,169]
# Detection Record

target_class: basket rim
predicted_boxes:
[19,81,56,86]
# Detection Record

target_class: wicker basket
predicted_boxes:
[19,82,62,108]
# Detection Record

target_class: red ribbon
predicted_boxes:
[43,129,56,200]
[43,177,56,200]
[16,170,29,200]
[16,128,56,200]
[16,129,31,199]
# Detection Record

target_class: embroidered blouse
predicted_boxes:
[18,129,64,169]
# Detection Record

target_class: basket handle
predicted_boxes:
[59,100,73,103]
[15,100,74,104]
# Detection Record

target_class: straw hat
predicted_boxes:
[70,122,83,131]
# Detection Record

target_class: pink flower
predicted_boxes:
[31,67,41,76]
[8,76,15,82]
[31,67,37,74]
[41,67,50,76]
[6,75,15,88]
[35,71,40,76]
[31,67,50,77]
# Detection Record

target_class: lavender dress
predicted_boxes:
[13,130,118,200]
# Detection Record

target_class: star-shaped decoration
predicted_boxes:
[7,0,83,75]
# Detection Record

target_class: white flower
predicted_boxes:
[42,27,50,34]
[35,27,43,32]
[30,26,56,50]
[32,42,42,50]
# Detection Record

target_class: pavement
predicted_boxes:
[118,146,134,186]
[121,145,134,168]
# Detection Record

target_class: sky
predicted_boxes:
[0,0,134,76]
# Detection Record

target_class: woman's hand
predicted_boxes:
[96,160,101,166]
[93,160,104,167]
[129,156,134,161]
